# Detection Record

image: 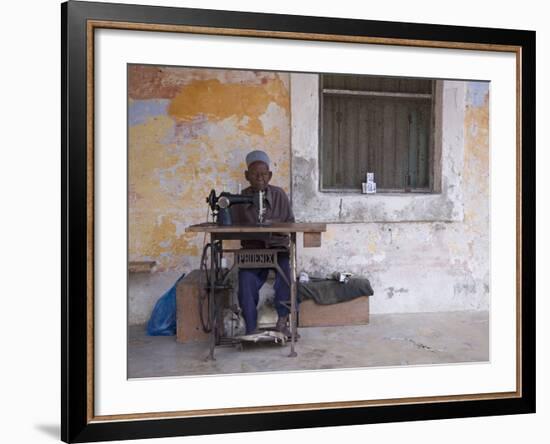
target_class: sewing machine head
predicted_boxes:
[206,189,266,226]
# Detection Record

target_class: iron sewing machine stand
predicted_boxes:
[199,234,293,360]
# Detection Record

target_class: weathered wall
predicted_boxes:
[128,66,489,324]
[292,75,490,313]
[128,66,290,324]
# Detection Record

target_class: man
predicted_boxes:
[230,150,294,337]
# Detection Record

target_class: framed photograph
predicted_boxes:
[62,0,535,442]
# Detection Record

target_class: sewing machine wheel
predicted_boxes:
[198,241,228,338]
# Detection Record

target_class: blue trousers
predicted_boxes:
[238,253,291,334]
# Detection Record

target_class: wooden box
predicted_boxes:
[298,296,370,327]
[176,270,210,343]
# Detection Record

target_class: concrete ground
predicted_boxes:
[128,310,489,378]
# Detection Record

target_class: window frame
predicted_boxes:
[318,74,443,194]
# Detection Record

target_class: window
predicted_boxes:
[320,74,439,193]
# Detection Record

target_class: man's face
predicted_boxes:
[245,161,272,192]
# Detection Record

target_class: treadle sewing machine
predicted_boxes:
[185,189,326,360]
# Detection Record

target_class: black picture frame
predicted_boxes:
[61,1,536,442]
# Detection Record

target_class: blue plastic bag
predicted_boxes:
[146,274,185,336]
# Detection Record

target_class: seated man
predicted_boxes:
[230,150,294,337]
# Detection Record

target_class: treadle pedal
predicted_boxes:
[217,337,241,346]
[236,330,287,344]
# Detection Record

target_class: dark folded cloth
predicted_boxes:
[297,278,374,305]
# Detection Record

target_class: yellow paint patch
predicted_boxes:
[463,90,490,230]
[171,233,200,257]
[130,72,291,271]
[168,79,289,136]
[367,241,377,254]
[464,104,489,169]
[128,115,177,209]
[323,225,335,241]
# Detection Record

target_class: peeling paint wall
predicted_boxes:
[293,76,490,313]
[128,66,290,324]
[128,65,490,324]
